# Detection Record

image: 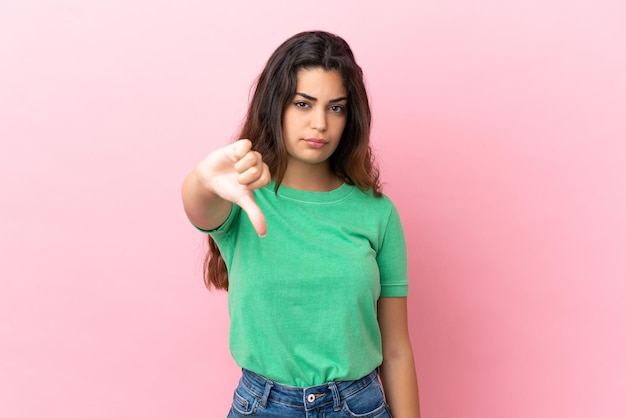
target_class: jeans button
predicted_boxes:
[307,394,316,403]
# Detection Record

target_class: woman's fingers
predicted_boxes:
[234,144,268,187]
[234,149,262,172]
[231,138,253,161]
[237,162,269,186]
[242,162,271,189]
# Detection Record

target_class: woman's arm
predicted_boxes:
[378,296,421,418]
[181,167,232,231]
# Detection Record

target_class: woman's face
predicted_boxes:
[282,67,348,170]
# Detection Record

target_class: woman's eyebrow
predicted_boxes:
[295,92,348,103]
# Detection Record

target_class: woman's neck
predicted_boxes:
[280,161,343,192]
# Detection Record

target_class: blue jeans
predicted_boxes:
[226,368,392,417]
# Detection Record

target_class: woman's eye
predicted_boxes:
[329,105,344,113]
[294,101,309,109]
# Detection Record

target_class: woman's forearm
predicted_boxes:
[380,346,420,417]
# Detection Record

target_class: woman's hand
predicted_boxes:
[183,139,271,236]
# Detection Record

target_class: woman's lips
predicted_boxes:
[303,138,327,148]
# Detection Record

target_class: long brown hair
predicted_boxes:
[204,31,381,290]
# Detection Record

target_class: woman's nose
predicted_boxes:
[311,109,327,132]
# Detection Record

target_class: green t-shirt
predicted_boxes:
[208,181,408,387]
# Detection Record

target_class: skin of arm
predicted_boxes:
[181,169,232,231]
[378,296,421,418]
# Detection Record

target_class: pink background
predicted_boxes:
[1,1,625,417]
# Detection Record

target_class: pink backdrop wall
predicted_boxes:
[1,1,625,417]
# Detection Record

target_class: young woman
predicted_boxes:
[182,31,420,417]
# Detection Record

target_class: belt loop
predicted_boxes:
[329,382,341,411]
[259,379,274,408]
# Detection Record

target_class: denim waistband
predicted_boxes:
[239,369,379,411]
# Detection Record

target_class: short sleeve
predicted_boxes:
[376,203,409,297]
[191,204,241,236]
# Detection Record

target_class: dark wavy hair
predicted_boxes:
[205,30,381,290]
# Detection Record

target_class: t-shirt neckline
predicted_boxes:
[264,180,355,204]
